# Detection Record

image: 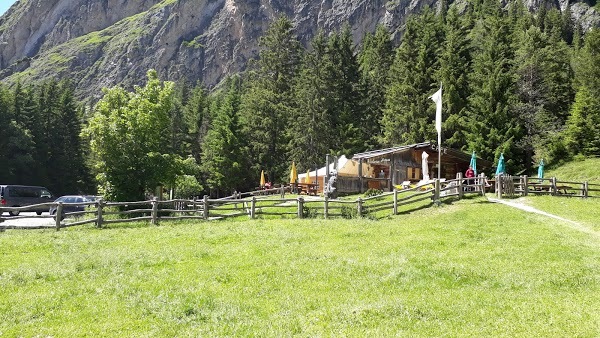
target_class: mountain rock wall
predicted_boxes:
[0,0,597,100]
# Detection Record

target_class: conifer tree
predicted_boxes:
[358,25,394,150]
[565,29,600,156]
[289,31,333,171]
[438,5,472,149]
[324,25,364,156]
[466,0,521,173]
[201,77,248,196]
[382,8,444,146]
[0,84,35,184]
[183,84,210,162]
[240,16,303,183]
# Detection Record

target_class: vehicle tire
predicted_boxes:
[9,209,20,217]
[52,210,63,221]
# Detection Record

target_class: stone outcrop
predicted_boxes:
[0,0,597,100]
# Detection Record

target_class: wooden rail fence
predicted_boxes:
[1,176,596,231]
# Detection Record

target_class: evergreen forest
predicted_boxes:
[1,0,599,200]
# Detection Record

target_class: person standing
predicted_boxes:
[465,166,475,179]
[465,165,475,191]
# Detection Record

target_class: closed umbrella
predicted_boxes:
[495,153,505,176]
[260,170,265,187]
[290,162,298,184]
[421,151,430,181]
[305,169,311,184]
[538,159,544,182]
[470,151,477,176]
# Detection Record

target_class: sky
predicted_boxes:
[0,0,18,17]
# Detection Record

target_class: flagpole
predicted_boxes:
[438,134,441,180]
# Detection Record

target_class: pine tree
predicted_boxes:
[183,84,210,162]
[288,31,333,171]
[241,16,303,183]
[565,29,600,156]
[466,0,521,173]
[438,5,472,149]
[0,84,35,184]
[358,25,394,150]
[50,81,91,194]
[512,26,550,171]
[382,8,444,146]
[201,77,248,195]
[325,25,364,156]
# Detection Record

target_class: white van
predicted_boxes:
[0,185,54,216]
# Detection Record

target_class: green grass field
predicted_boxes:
[1,196,599,337]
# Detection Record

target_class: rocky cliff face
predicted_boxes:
[0,0,598,100]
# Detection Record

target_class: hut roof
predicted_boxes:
[352,142,493,168]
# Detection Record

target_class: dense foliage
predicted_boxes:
[1,2,599,199]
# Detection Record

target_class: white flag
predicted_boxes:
[429,84,442,135]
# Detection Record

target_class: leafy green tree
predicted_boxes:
[83,70,180,201]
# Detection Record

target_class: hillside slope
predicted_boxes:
[545,157,600,182]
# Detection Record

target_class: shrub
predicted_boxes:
[364,188,383,197]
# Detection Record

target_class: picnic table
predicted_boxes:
[529,183,571,194]
[293,183,319,196]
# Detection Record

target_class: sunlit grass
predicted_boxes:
[545,157,600,183]
[522,195,600,231]
[1,198,599,336]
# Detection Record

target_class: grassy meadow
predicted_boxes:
[1,196,599,337]
[544,157,600,183]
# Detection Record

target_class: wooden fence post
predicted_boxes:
[324,196,329,219]
[357,198,363,218]
[583,181,589,198]
[250,197,256,219]
[523,175,528,196]
[55,202,63,231]
[480,175,486,196]
[203,195,209,220]
[457,173,464,199]
[551,177,557,196]
[151,197,159,225]
[96,199,104,228]
[297,197,304,219]
[434,179,440,202]
[497,174,503,199]
[393,189,398,215]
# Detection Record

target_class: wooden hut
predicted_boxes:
[349,142,492,193]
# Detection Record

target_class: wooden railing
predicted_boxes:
[494,175,599,199]
[2,175,593,231]
[0,179,475,230]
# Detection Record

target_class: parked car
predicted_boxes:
[49,195,98,221]
[0,185,54,216]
